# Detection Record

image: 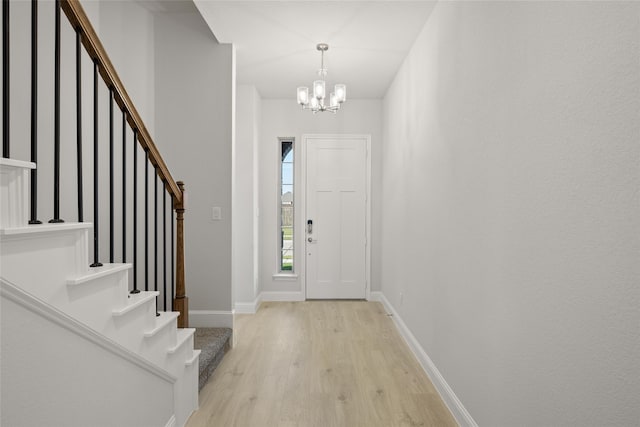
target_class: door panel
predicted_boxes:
[306,137,367,299]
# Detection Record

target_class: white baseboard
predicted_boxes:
[164,414,176,427]
[373,292,478,427]
[369,291,384,302]
[234,293,263,314]
[188,310,233,328]
[261,291,305,302]
[233,291,303,315]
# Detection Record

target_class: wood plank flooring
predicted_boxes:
[186,301,457,427]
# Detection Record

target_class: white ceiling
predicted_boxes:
[193,1,437,99]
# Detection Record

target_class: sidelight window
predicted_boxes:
[279,138,294,272]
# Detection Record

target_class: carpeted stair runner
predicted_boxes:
[194,328,232,390]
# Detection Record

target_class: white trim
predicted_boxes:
[236,291,306,311]
[0,222,92,236]
[112,291,159,317]
[0,158,36,169]
[373,291,478,427]
[261,291,305,302]
[234,293,263,314]
[301,134,372,300]
[0,277,176,384]
[168,328,195,354]
[272,273,298,281]
[67,263,131,286]
[189,309,233,328]
[368,291,384,302]
[185,349,201,367]
[163,414,176,427]
[144,311,180,338]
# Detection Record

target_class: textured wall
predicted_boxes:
[154,11,234,313]
[381,2,640,425]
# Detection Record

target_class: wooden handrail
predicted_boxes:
[60,0,188,326]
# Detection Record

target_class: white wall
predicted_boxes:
[154,11,235,318]
[98,1,155,136]
[381,2,640,426]
[258,99,382,298]
[234,85,261,307]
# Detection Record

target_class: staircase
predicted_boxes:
[1,158,199,426]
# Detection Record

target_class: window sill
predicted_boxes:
[272,273,299,281]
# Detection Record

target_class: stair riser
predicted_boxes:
[143,322,179,367]
[65,271,134,337]
[113,298,159,352]
[166,335,196,377]
[1,229,90,300]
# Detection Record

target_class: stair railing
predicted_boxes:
[1,0,189,327]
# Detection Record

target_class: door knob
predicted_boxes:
[308,237,313,242]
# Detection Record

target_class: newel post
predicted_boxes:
[174,181,189,328]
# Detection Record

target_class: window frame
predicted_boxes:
[277,137,295,274]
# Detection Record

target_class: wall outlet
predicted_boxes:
[399,292,404,306]
[212,207,222,220]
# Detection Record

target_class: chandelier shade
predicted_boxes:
[297,44,346,113]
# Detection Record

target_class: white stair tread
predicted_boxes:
[1,222,92,236]
[112,291,159,317]
[168,328,195,354]
[144,311,180,338]
[0,158,36,169]
[67,263,132,286]
[185,349,201,367]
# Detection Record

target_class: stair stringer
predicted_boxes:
[0,161,200,427]
[0,277,176,427]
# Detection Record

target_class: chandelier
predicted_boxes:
[297,43,346,113]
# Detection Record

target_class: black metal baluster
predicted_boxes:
[75,29,83,222]
[154,173,159,315]
[109,88,114,263]
[90,60,102,267]
[122,111,126,262]
[2,0,9,158]
[144,149,149,291]
[29,0,41,224]
[163,186,167,312]
[49,0,64,223]
[131,131,139,293]
[171,195,175,311]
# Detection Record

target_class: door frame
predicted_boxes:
[300,134,372,300]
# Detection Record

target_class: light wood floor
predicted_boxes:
[186,301,457,427]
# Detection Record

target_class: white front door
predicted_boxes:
[305,135,368,299]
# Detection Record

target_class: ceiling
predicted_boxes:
[192,1,437,99]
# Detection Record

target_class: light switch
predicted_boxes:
[212,207,222,220]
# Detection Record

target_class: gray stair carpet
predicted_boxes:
[194,328,232,391]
